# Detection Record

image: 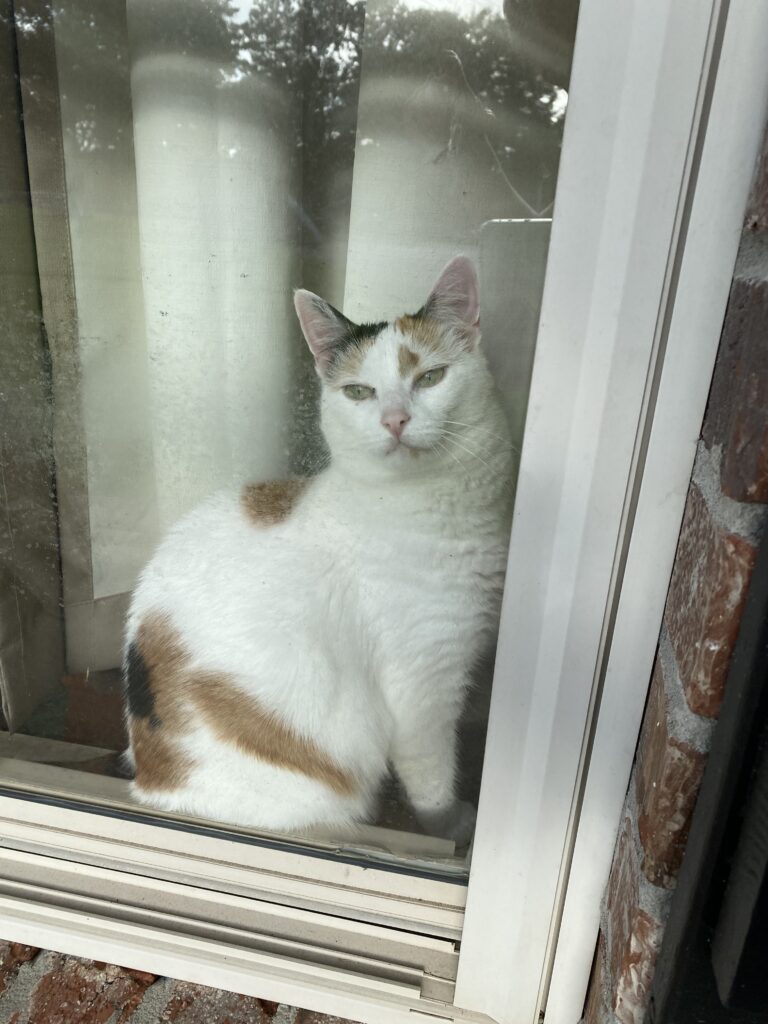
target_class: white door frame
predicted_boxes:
[543,1,768,1019]
[456,1,768,1023]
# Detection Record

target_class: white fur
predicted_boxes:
[125,259,514,841]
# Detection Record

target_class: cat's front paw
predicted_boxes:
[418,800,476,848]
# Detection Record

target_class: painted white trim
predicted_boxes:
[454,1,766,1023]
[544,1,768,1020]
[0,795,466,938]
[0,895,470,1024]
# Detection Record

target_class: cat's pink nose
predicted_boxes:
[381,410,411,440]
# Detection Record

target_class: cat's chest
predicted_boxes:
[352,517,507,636]
[306,477,510,639]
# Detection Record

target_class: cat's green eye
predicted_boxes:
[342,384,375,401]
[414,366,446,389]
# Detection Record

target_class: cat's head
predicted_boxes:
[294,256,501,476]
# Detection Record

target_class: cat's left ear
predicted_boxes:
[420,255,480,350]
[294,290,355,372]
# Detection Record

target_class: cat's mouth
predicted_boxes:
[385,438,425,457]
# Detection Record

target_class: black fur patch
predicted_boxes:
[124,641,155,720]
[328,319,387,371]
[314,297,387,374]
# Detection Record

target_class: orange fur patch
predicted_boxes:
[128,615,193,792]
[192,682,356,796]
[397,344,420,377]
[131,717,192,792]
[129,613,355,796]
[241,479,308,527]
[395,315,443,351]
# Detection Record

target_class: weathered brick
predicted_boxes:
[745,128,768,233]
[613,908,663,1024]
[605,815,665,1024]
[295,1012,362,1024]
[161,981,277,1024]
[702,266,768,503]
[606,816,640,995]
[582,933,611,1024]
[0,941,38,995]
[635,660,707,888]
[124,968,158,987]
[665,483,757,717]
[28,954,154,1024]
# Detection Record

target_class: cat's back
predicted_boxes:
[127,477,325,639]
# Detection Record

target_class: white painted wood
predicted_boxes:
[544,2,768,1020]
[0,895,429,1011]
[0,793,466,938]
[455,2,739,1022]
[0,845,459,980]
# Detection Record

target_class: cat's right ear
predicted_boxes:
[294,290,352,373]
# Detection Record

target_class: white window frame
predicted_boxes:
[2,2,768,1024]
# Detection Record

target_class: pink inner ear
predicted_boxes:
[294,289,343,369]
[425,255,480,329]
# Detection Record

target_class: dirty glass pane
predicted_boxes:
[0,0,578,874]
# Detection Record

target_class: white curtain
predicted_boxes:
[40,0,546,671]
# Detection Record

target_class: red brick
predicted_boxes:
[125,968,158,986]
[606,815,640,993]
[665,483,757,717]
[582,933,610,1024]
[604,814,664,1023]
[28,954,154,1024]
[635,661,707,887]
[162,981,277,1024]
[0,941,39,995]
[295,1012,362,1024]
[745,128,768,233]
[702,273,768,503]
[613,909,663,1024]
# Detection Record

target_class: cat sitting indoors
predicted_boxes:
[123,256,514,844]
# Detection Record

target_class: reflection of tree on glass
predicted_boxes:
[123,257,514,842]
[2,0,575,858]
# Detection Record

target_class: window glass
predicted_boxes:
[0,0,577,875]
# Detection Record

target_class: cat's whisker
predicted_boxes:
[440,436,516,496]
[439,429,516,464]
[442,420,521,451]
[442,422,519,451]
[442,435,496,474]
[439,427,513,454]
[432,437,467,473]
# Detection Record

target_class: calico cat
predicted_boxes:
[123,256,514,843]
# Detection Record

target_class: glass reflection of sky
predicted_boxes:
[228,0,500,20]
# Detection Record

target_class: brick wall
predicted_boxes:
[582,134,768,1024]
[0,943,352,1024]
